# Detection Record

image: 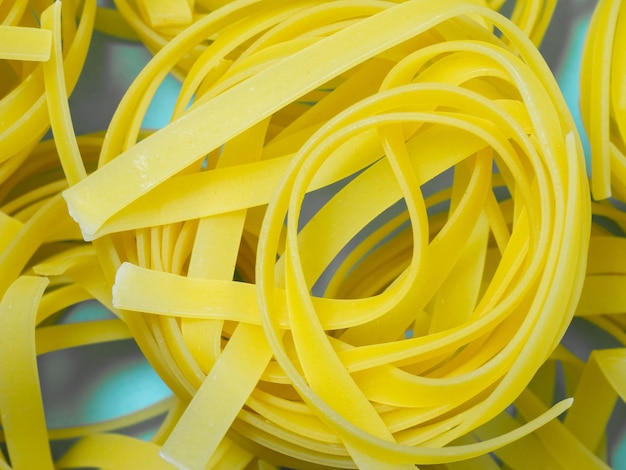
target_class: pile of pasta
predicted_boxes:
[0,0,624,469]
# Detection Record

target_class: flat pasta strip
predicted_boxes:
[79,0,591,467]
[580,0,626,200]
[41,1,88,185]
[2,0,623,469]
[0,25,51,61]
[0,132,182,466]
[56,433,177,470]
[0,276,53,470]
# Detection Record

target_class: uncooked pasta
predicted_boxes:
[0,0,624,469]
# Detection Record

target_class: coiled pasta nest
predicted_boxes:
[3,0,619,469]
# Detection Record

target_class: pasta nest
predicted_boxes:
[0,0,592,469]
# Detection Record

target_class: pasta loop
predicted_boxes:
[7,0,626,469]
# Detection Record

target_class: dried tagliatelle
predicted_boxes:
[511,194,626,469]
[6,0,624,469]
[0,127,179,470]
[580,0,626,200]
[50,0,590,468]
[560,197,626,465]
[12,5,275,468]
[106,0,557,80]
[0,0,93,188]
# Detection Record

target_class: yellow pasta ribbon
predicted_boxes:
[56,433,177,469]
[0,0,94,185]
[136,0,194,30]
[0,276,53,470]
[42,0,89,185]
[5,0,625,469]
[0,25,51,61]
[580,0,626,200]
[0,131,181,466]
[62,0,589,468]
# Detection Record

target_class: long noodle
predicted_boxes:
[2,0,625,469]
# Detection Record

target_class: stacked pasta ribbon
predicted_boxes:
[0,0,624,469]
